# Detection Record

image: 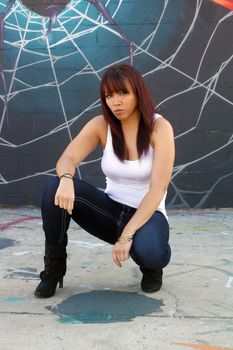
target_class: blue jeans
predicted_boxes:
[41,177,171,270]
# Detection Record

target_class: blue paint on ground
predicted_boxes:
[5,271,38,279]
[0,237,15,250]
[48,290,164,324]
[0,297,27,302]
[24,267,37,272]
[4,267,38,280]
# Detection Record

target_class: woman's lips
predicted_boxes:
[114,109,124,113]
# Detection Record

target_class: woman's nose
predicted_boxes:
[113,95,121,105]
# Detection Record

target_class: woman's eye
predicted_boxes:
[119,91,126,95]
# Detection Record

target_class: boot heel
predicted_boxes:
[59,277,63,289]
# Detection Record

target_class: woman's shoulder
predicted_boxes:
[90,115,107,126]
[151,113,174,146]
[89,115,108,147]
[153,113,173,131]
[87,115,108,132]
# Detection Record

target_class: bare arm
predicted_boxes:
[55,116,106,214]
[122,117,175,234]
[56,115,105,176]
[112,117,175,266]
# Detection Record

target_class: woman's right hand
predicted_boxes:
[54,178,75,215]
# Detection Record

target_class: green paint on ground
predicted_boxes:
[48,290,163,324]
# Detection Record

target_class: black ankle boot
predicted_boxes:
[140,267,163,293]
[34,243,67,298]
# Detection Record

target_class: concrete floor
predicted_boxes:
[0,208,233,350]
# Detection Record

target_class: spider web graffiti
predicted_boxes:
[0,0,233,208]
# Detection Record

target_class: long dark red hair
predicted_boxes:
[100,64,155,161]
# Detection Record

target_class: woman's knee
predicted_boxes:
[130,212,171,269]
[131,242,171,269]
[41,177,60,206]
[73,178,96,199]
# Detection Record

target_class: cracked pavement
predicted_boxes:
[0,208,233,350]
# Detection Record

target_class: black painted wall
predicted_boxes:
[0,0,233,208]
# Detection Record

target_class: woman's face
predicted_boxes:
[104,80,139,122]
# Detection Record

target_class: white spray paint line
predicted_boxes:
[69,240,107,249]
[225,276,233,288]
[12,251,41,256]
[79,284,95,290]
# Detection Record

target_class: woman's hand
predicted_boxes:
[54,178,75,215]
[112,239,133,267]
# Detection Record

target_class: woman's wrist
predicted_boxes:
[59,172,74,180]
[117,232,135,244]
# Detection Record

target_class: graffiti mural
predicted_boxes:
[0,0,233,208]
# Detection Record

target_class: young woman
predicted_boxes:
[34,63,175,298]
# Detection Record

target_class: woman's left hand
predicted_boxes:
[112,239,133,267]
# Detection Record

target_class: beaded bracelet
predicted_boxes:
[59,173,73,180]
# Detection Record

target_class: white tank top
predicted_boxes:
[101,114,167,218]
